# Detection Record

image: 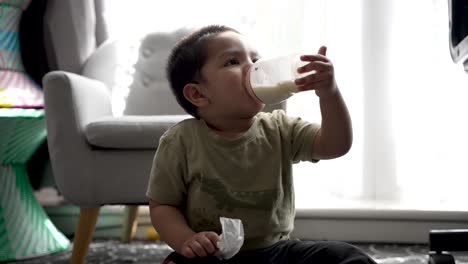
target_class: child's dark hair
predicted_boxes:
[166,25,238,119]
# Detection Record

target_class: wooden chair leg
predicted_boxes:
[71,207,100,264]
[121,205,139,243]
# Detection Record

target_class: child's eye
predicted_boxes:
[252,57,261,63]
[224,58,240,66]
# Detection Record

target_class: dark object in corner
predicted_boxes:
[449,0,468,71]
[428,229,468,264]
[19,0,49,88]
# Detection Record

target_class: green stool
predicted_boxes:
[0,108,69,262]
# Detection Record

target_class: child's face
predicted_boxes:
[198,31,264,119]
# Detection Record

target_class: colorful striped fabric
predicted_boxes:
[0,166,70,261]
[0,109,46,164]
[0,0,44,108]
[0,108,70,261]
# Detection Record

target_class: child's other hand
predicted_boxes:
[295,46,338,98]
[180,231,219,258]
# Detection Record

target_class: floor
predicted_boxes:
[9,239,468,264]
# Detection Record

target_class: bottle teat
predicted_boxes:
[245,65,262,104]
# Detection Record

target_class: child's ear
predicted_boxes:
[183,83,210,107]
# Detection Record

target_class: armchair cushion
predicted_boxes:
[80,29,192,116]
[123,28,192,115]
[84,115,188,149]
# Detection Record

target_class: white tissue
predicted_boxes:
[216,217,244,260]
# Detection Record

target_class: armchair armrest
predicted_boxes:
[43,71,112,129]
[43,71,113,203]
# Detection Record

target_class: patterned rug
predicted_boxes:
[9,240,468,264]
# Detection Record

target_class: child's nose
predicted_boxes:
[242,62,254,76]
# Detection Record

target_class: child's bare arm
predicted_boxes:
[295,46,352,159]
[312,89,352,159]
[148,199,219,258]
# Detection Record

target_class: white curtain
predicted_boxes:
[293,0,468,210]
[103,0,468,211]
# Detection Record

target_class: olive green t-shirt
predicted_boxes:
[146,110,320,251]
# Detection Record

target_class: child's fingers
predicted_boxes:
[295,71,333,89]
[298,61,332,74]
[318,46,327,56]
[300,46,328,62]
[205,232,220,246]
[189,240,209,257]
[300,54,328,62]
[180,246,196,258]
[198,234,217,255]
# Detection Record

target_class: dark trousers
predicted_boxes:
[163,240,377,264]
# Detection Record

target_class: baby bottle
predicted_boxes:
[245,53,308,104]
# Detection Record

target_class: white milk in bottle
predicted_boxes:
[245,54,309,104]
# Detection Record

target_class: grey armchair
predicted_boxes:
[43,28,191,263]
